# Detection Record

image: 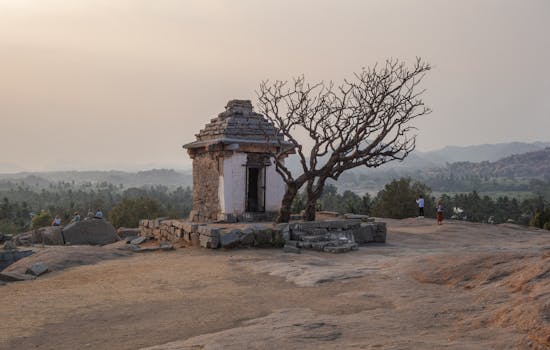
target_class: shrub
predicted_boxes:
[32,211,53,229]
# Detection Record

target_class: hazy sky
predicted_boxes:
[1,0,549,172]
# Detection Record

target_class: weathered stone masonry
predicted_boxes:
[190,153,220,222]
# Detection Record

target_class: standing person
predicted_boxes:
[416,195,425,218]
[436,201,444,225]
[52,215,61,226]
[95,209,103,219]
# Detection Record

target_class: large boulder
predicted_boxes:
[62,219,119,245]
[14,226,64,246]
[40,227,65,245]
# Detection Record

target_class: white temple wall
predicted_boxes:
[218,152,247,215]
[265,161,285,211]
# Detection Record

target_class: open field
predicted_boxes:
[1,218,549,350]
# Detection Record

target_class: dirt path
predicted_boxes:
[1,219,549,349]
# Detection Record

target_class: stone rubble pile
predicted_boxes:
[282,219,386,254]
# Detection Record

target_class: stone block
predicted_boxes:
[160,241,174,250]
[373,231,387,243]
[285,240,299,247]
[352,225,375,243]
[276,224,290,241]
[239,231,255,246]
[311,241,328,251]
[343,214,372,222]
[199,233,219,249]
[374,222,387,232]
[302,235,329,243]
[283,245,301,254]
[190,232,200,247]
[220,231,241,249]
[182,222,199,233]
[131,236,147,245]
[323,242,358,253]
[26,262,49,276]
[290,230,307,241]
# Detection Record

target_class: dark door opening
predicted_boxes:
[246,167,265,212]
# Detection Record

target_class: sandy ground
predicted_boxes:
[1,218,549,350]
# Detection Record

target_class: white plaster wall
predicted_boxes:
[219,152,247,215]
[265,162,285,211]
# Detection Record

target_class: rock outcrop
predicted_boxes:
[62,219,119,245]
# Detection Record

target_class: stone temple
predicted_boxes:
[183,100,292,223]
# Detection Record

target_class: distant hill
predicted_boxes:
[420,141,550,165]
[381,141,550,170]
[442,147,550,179]
[0,169,192,189]
[335,142,550,193]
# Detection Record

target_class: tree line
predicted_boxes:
[1,177,550,235]
[293,178,550,228]
[0,183,192,234]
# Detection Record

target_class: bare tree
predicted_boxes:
[257,58,431,223]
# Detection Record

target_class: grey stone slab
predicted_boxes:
[324,244,353,253]
[343,214,371,221]
[160,242,174,251]
[290,231,307,241]
[239,231,255,246]
[284,240,300,247]
[0,271,36,282]
[26,262,49,276]
[220,231,241,249]
[130,236,147,245]
[352,226,374,244]
[134,246,162,253]
[311,242,328,251]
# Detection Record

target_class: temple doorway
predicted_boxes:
[246,166,265,212]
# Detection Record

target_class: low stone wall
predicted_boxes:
[138,219,285,249]
[138,218,386,252]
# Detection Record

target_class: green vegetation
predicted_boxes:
[109,197,167,228]
[291,177,549,229]
[31,211,53,229]
[0,179,193,232]
[370,178,433,219]
[1,171,550,234]
[292,184,371,215]
[529,207,550,229]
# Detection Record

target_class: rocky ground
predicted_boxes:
[1,218,549,350]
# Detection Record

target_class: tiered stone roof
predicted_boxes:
[184,100,286,149]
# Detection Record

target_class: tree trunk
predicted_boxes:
[303,177,329,221]
[303,180,317,221]
[304,199,316,221]
[275,183,298,223]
